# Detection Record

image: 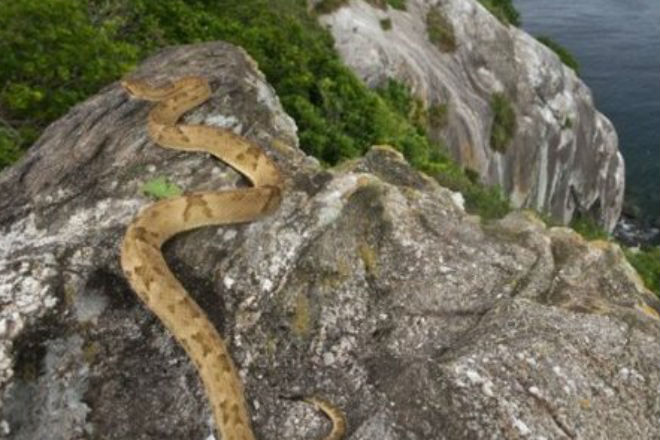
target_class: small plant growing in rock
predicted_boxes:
[141,176,183,199]
[489,92,516,153]
[536,35,580,74]
[426,6,457,52]
[478,0,521,26]
[313,0,350,14]
[380,18,392,31]
[429,103,449,129]
[367,0,407,10]
[386,0,406,9]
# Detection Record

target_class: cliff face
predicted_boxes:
[0,43,658,439]
[318,0,625,232]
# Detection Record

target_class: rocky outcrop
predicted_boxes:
[317,0,625,232]
[0,43,657,439]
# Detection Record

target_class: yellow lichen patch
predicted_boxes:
[589,239,615,252]
[62,283,77,307]
[265,334,278,362]
[357,242,379,276]
[636,302,660,321]
[578,398,591,410]
[83,340,101,364]
[520,209,547,229]
[336,255,351,279]
[292,290,312,338]
[370,144,404,160]
[320,255,352,288]
[270,138,297,158]
[402,186,421,201]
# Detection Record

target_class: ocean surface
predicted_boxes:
[514,0,660,222]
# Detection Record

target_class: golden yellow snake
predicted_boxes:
[119,76,346,440]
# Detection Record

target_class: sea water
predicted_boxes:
[514,0,660,224]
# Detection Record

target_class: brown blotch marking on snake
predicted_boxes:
[245,146,263,171]
[132,226,150,243]
[179,295,202,319]
[217,352,232,373]
[183,194,213,222]
[132,265,153,291]
[190,331,213,358]
[173,126,191,143]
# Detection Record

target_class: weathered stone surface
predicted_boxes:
[0,42,657,440]
[318,0,625,232]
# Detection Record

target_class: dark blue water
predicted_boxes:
[514,0,660,222]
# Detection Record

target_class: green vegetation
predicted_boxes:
[2,0,655,292]
[426,6,457,52]
[0,0,509,220]
[478,0,520,27]
[625,247,660,295]
[386,0,407,10]
[429,103,449,129]
[559,214,660,296]
[489,93,516,153]
[536,36,580,74]
[366,0,407,10]
[141,176,183,199]
[380,18,392,31]
[313,0,349,14]
[0,0,138,166]
[569,215,609,241]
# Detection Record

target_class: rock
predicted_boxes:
[318,0,625,232]
[0,42,657,439]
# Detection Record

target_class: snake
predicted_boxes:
[119,76,346,440]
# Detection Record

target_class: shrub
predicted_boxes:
[386,0,406,10]
[478,0,520,27]
[489,92,516,153]
[313,0,349,14]
[1,0,511,222]
[426,7,457,52]
[366,0,407,10]
[624,246,660,296]
[536,36,580,74]
[0,0,138,159]
[0,128,22,168]
[569,215,610,241]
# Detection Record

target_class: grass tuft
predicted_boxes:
[489,93,516,153]
[426,6,457,52]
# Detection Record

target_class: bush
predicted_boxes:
[536,36,580,74]
[313,0,349,14]
[0,0,511,222]
[366,0,407,10]
[0,128,22,168]
[0,0,138,158]
[569,215,610,241]
[426,7,457,52]
[624,246,660,296]
[478,0,520,27]
[489,93,516,153]
[387,0,407,10]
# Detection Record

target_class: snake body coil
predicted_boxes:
[120,76,345,440]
